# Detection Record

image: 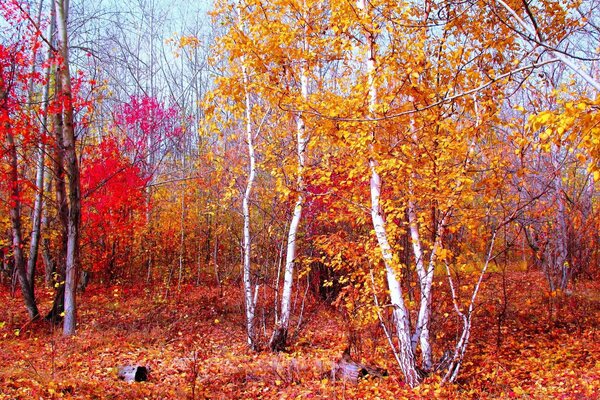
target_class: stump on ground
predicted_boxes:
[331,352,387,383]
[269,325,287,352]
[118,365,149,382]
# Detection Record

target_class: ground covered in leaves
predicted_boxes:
[1,272,599,399]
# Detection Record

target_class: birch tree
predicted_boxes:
[354,0,422,387]
[237,1,259,350]
[269,0,310,352]
[55,0,82,336]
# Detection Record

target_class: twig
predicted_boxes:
[369,269,402,368]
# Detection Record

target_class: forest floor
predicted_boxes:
[1,271,599,399]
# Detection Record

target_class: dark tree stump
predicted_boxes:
[269,325,288,352]
[118,365,149,382]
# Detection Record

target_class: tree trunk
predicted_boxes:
[177,184,186,291]
[27,4,55,292]
[271,7,309,352]
[357,0,420,387]
[55,0,81,336]
[553,160,570,291]
[369,164,420,387]
[272,93,307,350]
[407,197,432,369]
[239,7,258,348]
[46,77,69,322]
[408,194,444,372]
[0,80,39,319]
[443,231,498,383]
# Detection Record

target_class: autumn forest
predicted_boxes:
[1,0,599,398]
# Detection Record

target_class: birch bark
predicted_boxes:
[408,192,444,371]
[275,68,308,345]
[239,1,258,348]
[270,1,309,351]
[357,0,420,387]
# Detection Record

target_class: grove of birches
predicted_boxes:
[1,0,599,398]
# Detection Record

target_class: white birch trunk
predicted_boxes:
[272,4,309,350]
[408,194,443,371]
[240,22,257,347]
[27,117,46,286]
[242,51,256,348]
[407,198,425,349]
[42,168,54,287]
[370,164,420,387]
[357,0,420,387]
[278,68,308,336]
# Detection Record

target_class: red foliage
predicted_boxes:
[80,137,148,275]
[114,95,185,174]
[0,41,42,215]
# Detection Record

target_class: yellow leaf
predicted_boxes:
[512,386,526,395]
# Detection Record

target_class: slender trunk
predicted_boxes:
[56,0,81,336]
[213,234,220,292]
[272,78,308,350]
[240,32,257,348]
[27,5,55,289]
[357,0,420,386]
[271,6,309,351]
[274,221,287,324]
[205,215,212,266]
[443,231,497,383]
[146,246,153,283]
[196,239,202,286]
[145,186,153,283]
[407,198,426,353]
[46,76,68,323]
[1,82,39,319]
[27,130,46,286]
[177,185,185,291]
[555,178,569,290]
[370,164,420,386]
[408,194,443,371]
[414,237,442,372]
